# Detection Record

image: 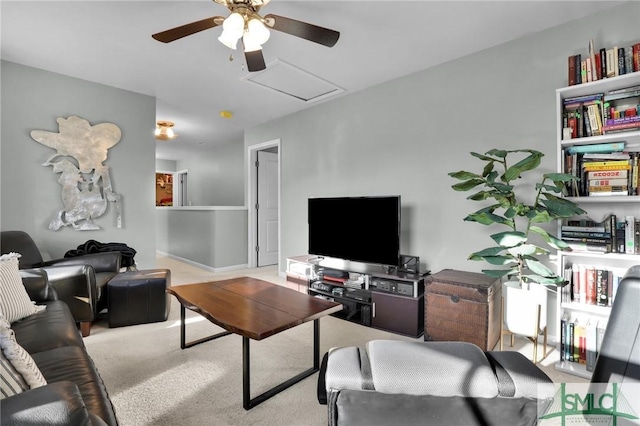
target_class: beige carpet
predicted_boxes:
[83,256,586,426]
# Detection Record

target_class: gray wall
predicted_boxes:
[176,139,244,206]
[1,61,157,269]
[156,208,248,268]
[246,2,639,275]
[156,159,176,172]
[245,3,640,337]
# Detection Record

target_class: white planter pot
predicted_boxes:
[503,281,548,337]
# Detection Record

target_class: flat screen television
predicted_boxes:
[308,196,401,267]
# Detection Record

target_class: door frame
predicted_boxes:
[246,139,281,269]
[174,169,188,206]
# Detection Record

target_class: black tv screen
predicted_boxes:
[308,196,400,267]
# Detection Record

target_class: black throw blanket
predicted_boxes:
[65,240,137,268]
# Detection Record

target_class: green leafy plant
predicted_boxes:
[448,149,586,288]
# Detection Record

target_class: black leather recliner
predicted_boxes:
[0,230,121,336]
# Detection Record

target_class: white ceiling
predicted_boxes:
[1,1,625,161]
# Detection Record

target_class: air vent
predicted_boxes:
[243,59,344,102]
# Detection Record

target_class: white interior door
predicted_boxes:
[257,150,279,266]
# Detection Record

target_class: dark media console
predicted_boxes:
[286,255,428,338]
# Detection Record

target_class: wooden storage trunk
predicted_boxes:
[425,269,501,351]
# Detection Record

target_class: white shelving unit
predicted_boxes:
[555,71,640,379]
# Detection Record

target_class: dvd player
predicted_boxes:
[344,289,371,302]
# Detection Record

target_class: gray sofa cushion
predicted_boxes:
[366,340,499,398]
[326,346,369,392]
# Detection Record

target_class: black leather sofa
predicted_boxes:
[1,231,122,336]
[1,269,118,426]
[319,264,640,426]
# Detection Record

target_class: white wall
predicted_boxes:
[245,2,640,337]
[1,61,157,268]
[176,139,244,206]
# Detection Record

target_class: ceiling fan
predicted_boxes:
[152,0,340,72]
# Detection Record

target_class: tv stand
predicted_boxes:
[286,255,428,338]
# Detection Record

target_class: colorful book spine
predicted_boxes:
[596,269,609,307]
[588,190,629,197]
[561,231,611,238]
[604,122,640,132]
[587,169,628,179]
[618,47,627,74]
[563,236,611,243]
[583,164,631,171]
[588,178,627,187]
[626,216,636,254]
[586,267,597,304]
[582,160,630,168]
[605,116,640,126]
[603,89,640,101]
[568,55,579,86]
[610,214,618,254]
[566,142,625,154]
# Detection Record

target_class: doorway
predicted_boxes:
[155,170,188,206]
[247,140,280,268]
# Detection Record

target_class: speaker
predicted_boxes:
[361,305,371,326]
[398,255,420,274]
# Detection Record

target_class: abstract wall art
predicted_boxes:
[30,115,123,231]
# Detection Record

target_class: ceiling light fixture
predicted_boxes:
[218,12,244,49]
[155,120,178,141]
[217,9,270,53]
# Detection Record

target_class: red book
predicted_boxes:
[633,43,640,72]
[604,122,640,132]
[568,116,578,138]
[595,52,602,80]
[569,55,577,86]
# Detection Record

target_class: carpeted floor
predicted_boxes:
[83,256,586,426]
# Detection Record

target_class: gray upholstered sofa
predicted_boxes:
[319,264,640,426]
[1,269,118,426]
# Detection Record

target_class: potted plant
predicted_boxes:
[448,149,586,341]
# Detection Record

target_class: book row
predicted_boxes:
[561,214,639,254]
[561,87,640,139]
[562,147,640,197]
[567,39,640,86]
[559,313,606,372]
[560,263,627,306]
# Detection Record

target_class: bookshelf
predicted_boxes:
[555,70,640,379]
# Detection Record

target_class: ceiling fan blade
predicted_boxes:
[152,16,224,43]
[245,49,266,72]
[264,14,340,48]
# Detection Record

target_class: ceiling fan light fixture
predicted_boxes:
[218,12,244,49]
[247,18,270,45]
[155,120,178,141]
[242,34,263,53]
[218,32,239,50]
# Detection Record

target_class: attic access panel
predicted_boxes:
[243,59,344,102]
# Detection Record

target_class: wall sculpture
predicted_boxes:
[30,115,123,231]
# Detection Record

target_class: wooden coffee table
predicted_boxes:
[167,276,342,410]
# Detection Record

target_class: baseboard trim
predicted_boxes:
[156,251,249,273]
